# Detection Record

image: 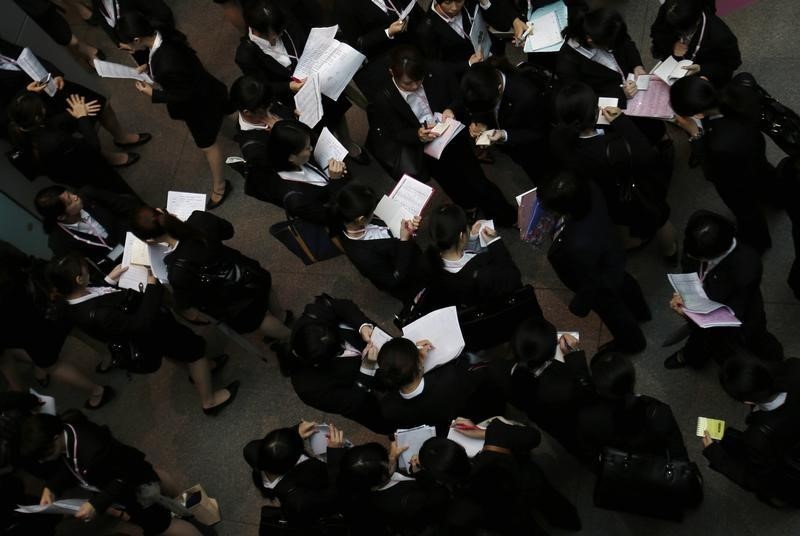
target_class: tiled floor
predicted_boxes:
[17,0,800,534]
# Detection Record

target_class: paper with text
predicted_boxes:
[524,11,562,52]
[16,498,87,515]
[402,306,465,373]
[470,6,491,58]
[625,77,674,119]
[597,97,619,125]
[396,425,436,471]
[447,426,485,457]
[17,48,56,96]
[314,127,349,174]
[295,72,323,128]
[553,331,580,363]
[668,273,742,328]
[478,220,495,248]
[93,59,154,84]
[166,191,206,222]
[293,26,365,100]
[696,417,726,440]
[389,174,434,216]
[524,0,568,53]
[119,232,149,291]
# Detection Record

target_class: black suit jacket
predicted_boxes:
[68,283,164,343]
[46,186,141,265]
[650,9,741,86]
[547,182,627,304]
[338,229,431,303]
[428,239,523,309]
[288,295,391,433]
[704,358,800,500]
[556,37,644,104]
[42,419,158,514]
[0,39,62,127]
[334,0,425,60]
[91,0,174,38]
[150,36,228,120]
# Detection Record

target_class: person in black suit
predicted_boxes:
[377,337,505,434]
[557,6,665,144]
[650,0,741,88]
[131,206,292,346]
[7,92,140,195]
[243,421,336,524]
[671,76,778,253]
[19,413,203,536]
[425,204,531,310]
[456,419,582,533]
[461,61,553,184]
[540,172,651,353]
[0,242,108,409]
[551,82,678,260]
[281,295,391,433]
[0,39,148,155]
[117,13,232,209]
[332,182,431,304]
[34,185,142,276]
[490,317,593,456]
[664,211,783,369]
[367,45,515,225]
[47,253,239,415]
[703,355,800,507]
[332,440,450,533]
[89,0,174,65]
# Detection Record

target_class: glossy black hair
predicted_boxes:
[419,437,470,486]
[377,337,421,390]
[267,120,313,172]
[34,185,69,234]
[719,354,778,404]
[670,75,718,116]
[46,254,86,295]
[243,0,288,36]
[331,182,378,226]
[538,172,592,219]
[564,7,628,49]
[511,317,558,367]
[663,0,704,33]
[461,63,502,114]
[337,442,390,492]
[551,83,600,160]
[8,91,46,149]
[683,210,736,260]
[229,75,274,113]
[389,45,428,82]
[257,427,305,475]
[590,352,635,399]
[289,322,343,370]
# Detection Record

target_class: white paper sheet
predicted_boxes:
[477,220,495,248]
[374,195,414,238]
[16,48,56,96]
[395,425,437,471]
[314,127,349,174]
[402,306,465,373]
[295,72,323,128]
[667,273,727,314]
[627,72,651,91]
[524,11,563,52]
[294,26,339,79]
[470,6,491,58]
[128,235,150,266]
[16,498,86,515]
[389,174,434,216]
[93,59,154,84]
[309,424,330,455]
[423,117,465,160]
[30,388,56,415]
[476,129,495,146]
[147,243,170,283]
[370,326,394,350]
[293,26,365,100]
[596,97,619,125]
[447,426,485,457]
[119,232,149,291]
[553,331,580,363]
[166,191,206,222]
[399,0,416,20]
[650,57,693,85]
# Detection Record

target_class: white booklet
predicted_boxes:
[477,220,495,248]
[295,72,323,128]
[667,273,742,328]
[650,56,693,85]
[374,195,414,238]
[553,331,580,363]
[627,72,651,91]
[370,326,394,350]
[119,232,149,291]
[402,306,466,374]
[313,127,349,175]
[16,48,56,97]
[166,191,206,222]
[16,498,86,515]
[596,97,619,125]
[93,59,154,85]
[524,11,562,52]
[395,425,437,471]
[447,426,484,457]
[469,5,491,59]
[293,26,366,100]
[423,117,465,160]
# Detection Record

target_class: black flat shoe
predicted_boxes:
[664,351,688,370]
[114,133,152,149]
[206,180,233,210]
[111,152,140,168]
[84,385,115,410]
[189,354,230,384]
[203,381,240,416]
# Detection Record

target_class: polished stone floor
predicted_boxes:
[13,0,800,534]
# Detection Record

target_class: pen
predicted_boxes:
[452,423,481,431]
[519,22,534,41]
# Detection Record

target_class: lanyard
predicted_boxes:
[58,222,112,250]
[687,13,707,61]
[306,163,330,182]
[385,0,401,16]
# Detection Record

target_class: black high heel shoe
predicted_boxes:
[203,381,240,416]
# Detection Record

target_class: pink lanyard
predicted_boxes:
[58,222,112,250]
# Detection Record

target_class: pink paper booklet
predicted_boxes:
[625,77,674,120]
[684,308,742,329]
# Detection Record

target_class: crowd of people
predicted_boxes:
[2,0,800,534]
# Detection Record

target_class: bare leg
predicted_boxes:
[164,518,203,536]
[0,350,27,392]
[99,103,138,144]
[102,149,133,166]
[47,361,105,403]
[655,219,678,257]
[201,143,226,204]
[267,291,286,323]
[187,359,230,409]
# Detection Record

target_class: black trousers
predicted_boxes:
[682,323,784,368]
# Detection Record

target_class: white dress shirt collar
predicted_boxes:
[432,2,467,38]
[277,164,328,187]
[248,28,292,68]
[238,114,270,132]
[345,224,393,241]
[148,31,164,70]
[756,392,788,412]
[261,454,310,489]
[66,286,122,305]
[399,377,425,399]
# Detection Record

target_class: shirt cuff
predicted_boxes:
[359,366,377,376]
[104,275,118,286]
[485,236,502,247]
[499,130,508,143]
[385,29,395,39]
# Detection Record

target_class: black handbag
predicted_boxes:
[594,447,703,520]
[259,505,349,536]
[458,285,544,351]
[731,72,800,157]
[269,220,344,265]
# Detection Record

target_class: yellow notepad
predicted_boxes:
[696,417,725,440]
